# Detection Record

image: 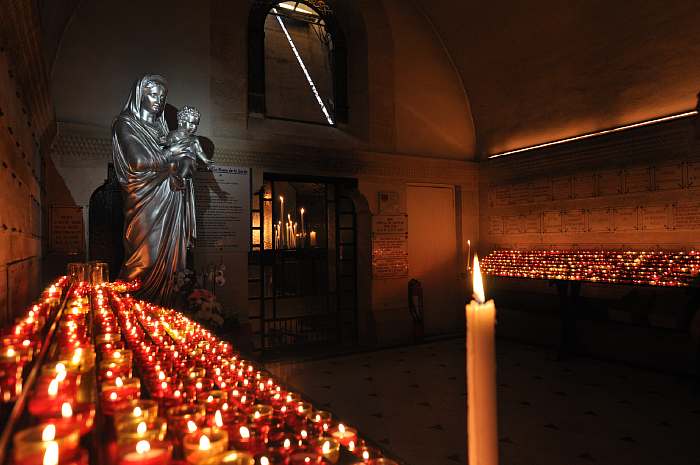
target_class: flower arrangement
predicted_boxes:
[173,263,236,329]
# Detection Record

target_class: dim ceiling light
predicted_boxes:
[488,110,698,159]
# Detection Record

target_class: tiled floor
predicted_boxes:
[266,338,700,465]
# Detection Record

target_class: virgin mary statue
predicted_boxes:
[112,74,192,304]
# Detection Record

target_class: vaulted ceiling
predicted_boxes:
[39,0,700,159]
[414,0,700,156]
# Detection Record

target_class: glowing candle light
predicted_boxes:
[466,254,499,465]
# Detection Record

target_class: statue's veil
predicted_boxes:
[121,74,169,135]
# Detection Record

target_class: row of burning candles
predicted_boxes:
[1,280,393,465]
[481,249,700,286]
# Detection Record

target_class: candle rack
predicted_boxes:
[0,271,406,465]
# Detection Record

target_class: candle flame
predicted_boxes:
[214,410,223,428]
[473,254,485,303]
[43,441,59,465]
[137,421,147,434]
[301,430,308,439]
[338,423,345,434]
[362,450,370,460]
[48,379,59,397]
[115,377,123,387]
[283,438,291,448]
[109,392,117,400]
[305,458,311,464]
[254,411,261,420]
[348,440,355,451]
[260,457,270,465]
[322,441,331,453]
[239,426,250,439]
[187,420,197,433]
[136,440,150,454]
[42,424,56,441]
[207,395,214,403]
[133,406,143,417]
[61,402,73,418]
[6,348,15,357]
[199,435,211,451]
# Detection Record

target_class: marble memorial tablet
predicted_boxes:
[524,212,541,233]
[562,209,586,232]
[489,216,504,235]
[552,176,572,200]
[641,205,669,230]
[674,202,700,229]
[654,163,683,191]
[543,210,563,233]
[573,173,596,199]
[598,170,622,196]
[504,215,525,234]
[588,208,612,232]
[530,179,552,203]
[613,207,638,231]
[50,205,84,254]
[489,186,510,207]
[625,167,651,193]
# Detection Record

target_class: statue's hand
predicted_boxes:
[166,140,192,160]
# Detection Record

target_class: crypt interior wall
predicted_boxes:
[47,0,479,345]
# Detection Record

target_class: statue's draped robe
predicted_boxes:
[112,75,190,304]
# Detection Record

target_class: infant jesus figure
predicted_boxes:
[166,105,213,191]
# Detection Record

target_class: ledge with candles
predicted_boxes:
[0,266,406,465]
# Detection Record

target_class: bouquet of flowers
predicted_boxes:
[173,263,234,329]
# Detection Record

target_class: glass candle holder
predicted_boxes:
[315,438,340,464]
[309,410,332,435]
[182,428,228,465]
[114,399,160,426]
[116,417,168,444]
[13,423,80,465]
[101,377,141,415]
[200,450,254,465]
[99,359,133,382]
[117,439,173,465]
[330,424,357,447]
[198,390,228,413]
[166,404,206,437]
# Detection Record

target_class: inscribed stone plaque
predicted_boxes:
[489,216,504,235]
[372,215,407,235]
[372,233,408,278]
[613,207,638,231]
[195,166,250,251]
[50,205,84,254]
[674,202,700,229]
[509,183,530,205]
[552,177,572,200]
[562,209,586,232]
[378,191,400,214]
[641,205,668,230]
[543,211,562,233]
[588,208,612,232]
[687,162,700,188]
[489,186,510,207]
[524,212,541,233]
[654,163,683,191]
[530,179,552,203]
[573,173,596,199]
[504,215,524,234]
[598,170,622,196]
[625,167,651,193]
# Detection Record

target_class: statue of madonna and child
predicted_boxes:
[112,74,213,304]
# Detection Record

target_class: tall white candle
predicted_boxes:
[279,196,285,247]
[300,208,305,241]
[466,254,498,465]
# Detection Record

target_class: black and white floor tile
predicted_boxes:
[266,339,700,465]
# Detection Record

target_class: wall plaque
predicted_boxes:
[378,191,400,214]
[674,202,700,229]
[509,183,530,205]
[588,208,612,232]
[641,205,668,230]
[543,210,562,233]
[372,215,407,234]
[613,207,638,231]
[598,170,622,196]
[573,173,596,199]
[489,216,504,235]
[552,177,572,200]
[488,186,510,207]
[523,212,541,233]
[625,167,651,193]
[372,214,408,278]
[195,166,250,251]
[504,215,524,234]
[562,209,586,232]
[530,179,552,203]
[654,163,683,191]
[687,162,700,188]
[49,205,84,254]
